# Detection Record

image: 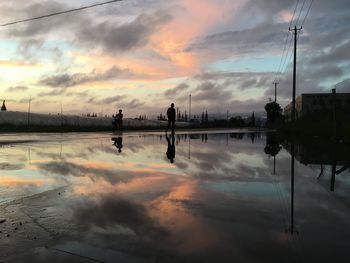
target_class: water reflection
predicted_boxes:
[283,138,350,193]
[264,133,282,175]
[165,131,176,163]
[0,132,349,262]
[112,136,123,153]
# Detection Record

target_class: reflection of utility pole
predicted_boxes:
[273,82,279,102]
[60,142,63,158]
[289,26,302,122]
[289,142,296,235]
[331,162,336,192]
[188,135,191,160]
[27,147,31,164]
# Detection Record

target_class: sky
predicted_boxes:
[0,0,349,118]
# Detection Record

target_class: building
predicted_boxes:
[1,100,6,111]
[284,92,350,121]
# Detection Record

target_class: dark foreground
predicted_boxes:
[0,131,349,262]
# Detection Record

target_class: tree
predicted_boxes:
[251,112,255,127]
[205,110,208,123]
[264,134,282,157]
[264,101,283,126]
[201,111,205,124]
[230,116,244,127]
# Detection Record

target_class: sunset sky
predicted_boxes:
[0,0,349,117]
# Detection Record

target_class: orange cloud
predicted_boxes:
[69,1,239,81]
[0,177,48,186]
[0,60,42,68]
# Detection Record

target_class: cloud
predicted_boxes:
[187,21,285,57]
[76,10,172,53]
[96,95,127,105]
[38,88,67,97]
[5,1,85,38]
[127,98,145,108]
[164,83,189,97]
[86,95,144,109]
[192,82,232,102]
[37,66,147,88]
[309,40,350,65]
[0,0,349,114]
[6,85,28,92]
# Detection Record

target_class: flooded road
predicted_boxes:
[0,131,349,262]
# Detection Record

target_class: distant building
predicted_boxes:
[284,92,350,121]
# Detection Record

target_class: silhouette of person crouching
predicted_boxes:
[113,109,123,131]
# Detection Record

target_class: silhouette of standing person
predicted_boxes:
[166,103,176,132]
[166,132,175,163]
[115,109,123,131]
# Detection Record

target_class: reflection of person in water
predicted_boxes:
[250,133,255,144]
[166,131,175,163]
[112,137,123,153]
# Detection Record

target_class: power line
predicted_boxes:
[282,29,303,74]
[0,0,123,27]
[301,0,314,27]
[295,0,307,27]
[284,0,306,75]
[282,43,295,73]
[289,0,300,29]
[275,0,300,80]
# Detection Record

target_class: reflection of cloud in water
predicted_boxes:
[37,159,178,186]
[0,162,25,170]
[72,194,168,240]
[0,177,48,186]
[1,132,350,262]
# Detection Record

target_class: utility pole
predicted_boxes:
[189,94,191,120]
[27,96,32,126]
[60,102,63,127]
[273,82,279,102]
[332,88,337,141]
[289,26,302,123]
[226,110,229,127]
[288,26,301,236]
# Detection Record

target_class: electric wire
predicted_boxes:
[295,0,307,27]
[301,0,314,27]
[0,0,123,27]
[275,0,300,81]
